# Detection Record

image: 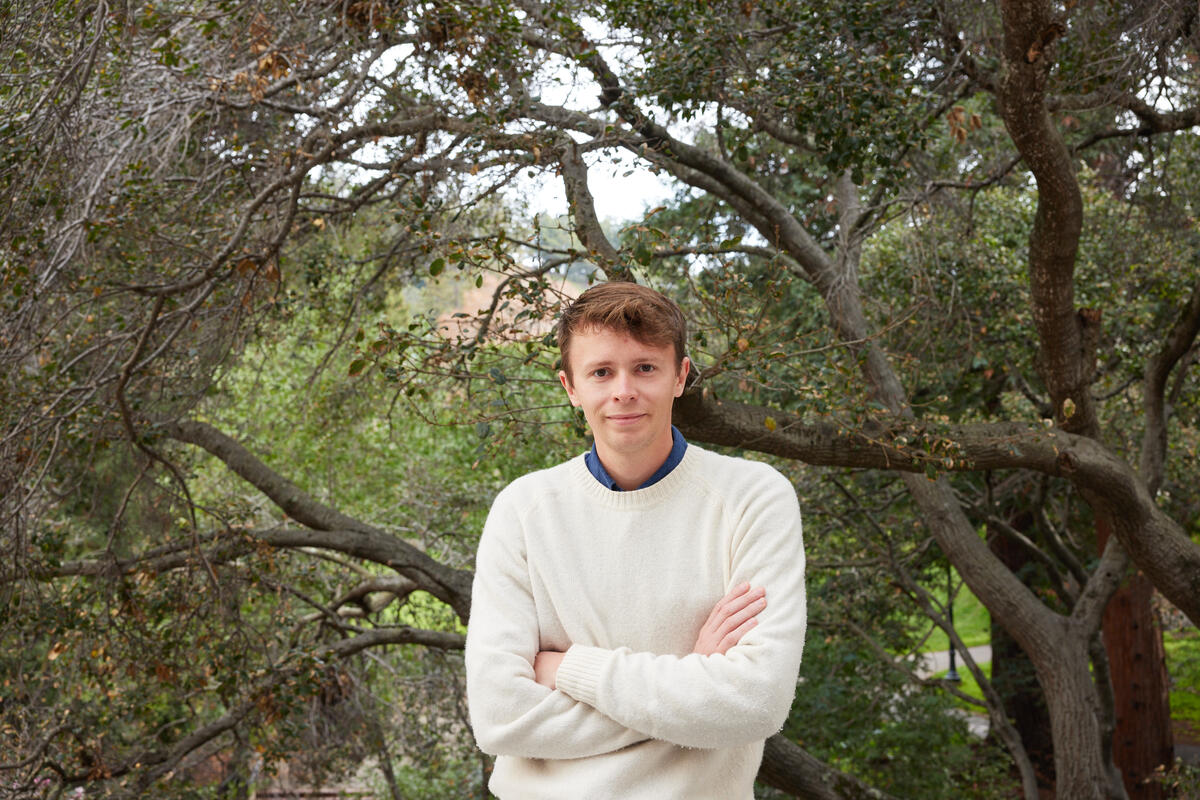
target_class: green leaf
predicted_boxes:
[429,258,445,276]
[347,359,367,377]
[634,243,653,266]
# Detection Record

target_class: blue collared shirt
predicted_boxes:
[584,425,688,491]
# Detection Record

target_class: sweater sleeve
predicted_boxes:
[553,467,806,750]
[465,486,649,759]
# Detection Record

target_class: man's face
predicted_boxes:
[558,327,689,466]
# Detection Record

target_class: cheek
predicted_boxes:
[568,387,592,409]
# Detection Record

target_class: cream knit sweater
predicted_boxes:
[465,444,806,799]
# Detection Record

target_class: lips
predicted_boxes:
[607,413,647,425]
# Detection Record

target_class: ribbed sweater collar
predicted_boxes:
[563,445,706,511]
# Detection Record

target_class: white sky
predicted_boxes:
[521,156,676,221]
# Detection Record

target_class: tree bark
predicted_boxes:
[1034,632,1128,800]
[988,521,1056,789]
[992,3,1175,790]
[758,735,900,800]
[1097,520,1174,800]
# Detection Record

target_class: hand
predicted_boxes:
[534,650,565,689]
[692,582,766,656]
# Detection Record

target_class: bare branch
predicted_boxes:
[758,733,903,800]
[164,420,474,620]
[126,625,462,792]
[1140,276,1200,495]
[983,513,1075,603]
[1070,536,1129,634]
[557,138,630,281]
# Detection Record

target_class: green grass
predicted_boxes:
[934,661,993,711]
[1165,628,1200,727]
[920,582,991,652]
[910,580,1200,734]
[931,625,1200,730]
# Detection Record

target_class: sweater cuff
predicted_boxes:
[556,644,609,708]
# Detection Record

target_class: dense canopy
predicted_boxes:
[2,1,1199,798]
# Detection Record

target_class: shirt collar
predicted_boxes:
[584,425,688,491]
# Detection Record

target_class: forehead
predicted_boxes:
[569,326,674,364]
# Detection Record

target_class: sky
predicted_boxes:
[522,154,676,222]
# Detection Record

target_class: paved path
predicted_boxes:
[904,646,994,737]
[911,646,1200,765]
[915,645,992,679]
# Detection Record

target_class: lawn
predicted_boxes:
[919,580,991,652]
[1165,628,1200,737]
[919,583,1200,736]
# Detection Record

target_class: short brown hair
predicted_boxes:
[557,282,687,378]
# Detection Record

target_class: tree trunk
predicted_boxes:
[1098,519,1174,800]
[899,476,1113,798]
[1035,633,1128,800]
[989,523,1056,789]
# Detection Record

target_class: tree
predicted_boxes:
[3,1,1199,798]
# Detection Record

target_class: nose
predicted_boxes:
[612,371,637,402]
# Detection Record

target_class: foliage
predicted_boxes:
[4,0,1200,798]
[785,632,1010,799]
[934,663,995,713]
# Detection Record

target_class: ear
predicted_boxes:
[558,370,581,407]
[673,356,691,397]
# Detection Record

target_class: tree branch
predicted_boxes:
[997,0,1089,433]
[674,387,1200,625]
[758,734,902,800]
[1069,536,1129,634]
[556,138,631,281]
[1140,275,1200,495]
[163,420,474,621]
[125,625,462,792]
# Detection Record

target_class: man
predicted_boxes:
[464,282,806,799]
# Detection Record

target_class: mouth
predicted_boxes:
[607,413,647,425]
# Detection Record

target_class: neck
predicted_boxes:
[595,429,674,491]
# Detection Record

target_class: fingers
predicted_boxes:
[710,583,764,627]
[719,582,753,606]
[718,615,759,654]
[700,583,747,630]
[714,590,766,641]
[705,582,751,620]
[693,583,767,656]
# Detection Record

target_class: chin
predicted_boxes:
[603,431,656,451]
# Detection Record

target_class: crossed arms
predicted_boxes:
[464,471,806,757]
[532,582,767,688]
